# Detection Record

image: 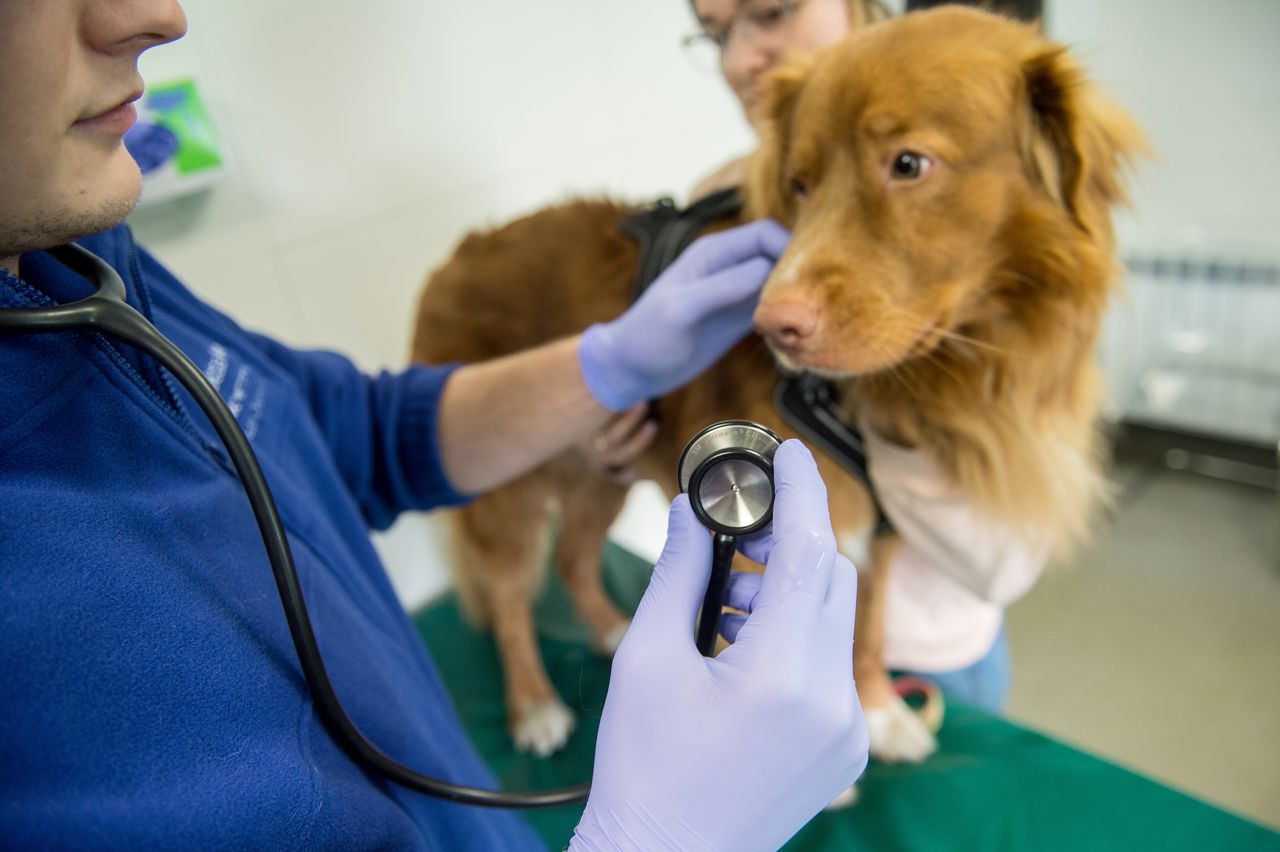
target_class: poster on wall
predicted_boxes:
[125,78,226,207]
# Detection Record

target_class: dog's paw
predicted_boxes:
[825,784,861,810]
[865,693,937,763]
[594,620,630,657]
[512,698,576,757]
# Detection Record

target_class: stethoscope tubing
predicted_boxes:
[0,244,589,809]
[697,533,738,656]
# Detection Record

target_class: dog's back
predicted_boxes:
[413,200,637,367]
[414,199,792,493]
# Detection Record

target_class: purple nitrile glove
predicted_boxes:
[577,219,790,411]
[569,440,868,852]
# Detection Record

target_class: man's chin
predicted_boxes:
[2,150,141,258]
[3,193,139,259]
[60,158,140,240]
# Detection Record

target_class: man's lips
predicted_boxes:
[74,92,143,136]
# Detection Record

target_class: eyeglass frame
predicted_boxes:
[681,0,809,58]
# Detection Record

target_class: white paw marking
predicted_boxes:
[865,693,938,763]
[837,529,872,567]
[513,698,576,757]
[826,784,861,810]
[596,620,630,656]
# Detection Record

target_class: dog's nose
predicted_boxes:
[754,300,818,349]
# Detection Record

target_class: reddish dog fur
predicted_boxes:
[412,7,1144,759]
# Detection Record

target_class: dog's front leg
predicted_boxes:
[553,470,633,656]
[855,533,939,764]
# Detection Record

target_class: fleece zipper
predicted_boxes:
[1,252,207,450]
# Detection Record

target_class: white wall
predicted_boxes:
[1047,0,1280,253]
[131,2,753,608]
[1048,1,1280,440]
[133,1,754,365]
[129,1,1278,610]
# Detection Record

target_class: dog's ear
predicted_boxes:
[1020,45,1147,241]
[744,53,814,222]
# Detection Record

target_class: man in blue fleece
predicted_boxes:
[0,2,869,849]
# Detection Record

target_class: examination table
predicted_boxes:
[412,541,1279,851]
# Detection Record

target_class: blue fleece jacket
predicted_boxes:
[0,226,544,850]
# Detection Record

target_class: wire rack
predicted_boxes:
[1100,251,1280,449]
[1099,249,1280,565]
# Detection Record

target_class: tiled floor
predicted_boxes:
[1004,462,1280,829]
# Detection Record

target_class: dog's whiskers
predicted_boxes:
[991,268,1044,291]
[919,350,968,389]
[933,327,1015,358]
[876,344,931,399]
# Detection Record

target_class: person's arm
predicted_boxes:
[238,333,471,528]
[436,219,790,496]
[434,335,611,495]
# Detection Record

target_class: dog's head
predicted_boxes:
[746,6,1145,380]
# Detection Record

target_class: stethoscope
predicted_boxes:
[0,243,782,808]
[677,420,781,656]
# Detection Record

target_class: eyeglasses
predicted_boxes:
[681,0,808,72]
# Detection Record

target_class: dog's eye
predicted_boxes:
[891,151,931,181]
[790,177,809,197]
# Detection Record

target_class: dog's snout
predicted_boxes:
[754,300,819,349]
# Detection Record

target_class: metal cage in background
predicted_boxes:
[1100,250,1280,451]
[1097,246,1279,562]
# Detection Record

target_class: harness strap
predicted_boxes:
[773,375,894,536]
[618,188,892,535]
[619,187,744,300]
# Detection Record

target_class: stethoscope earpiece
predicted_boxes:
[677,420,781,655]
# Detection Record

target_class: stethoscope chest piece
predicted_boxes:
[678,420,782,657]
[678,420,782,536]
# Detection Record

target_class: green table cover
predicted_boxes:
[412,541,1279,851]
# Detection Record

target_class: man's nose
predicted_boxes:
[83,0,188,57]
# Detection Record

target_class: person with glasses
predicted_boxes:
[686,0,889,199]
[681,0,1050,740]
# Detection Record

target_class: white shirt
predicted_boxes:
[860,419,1050,672]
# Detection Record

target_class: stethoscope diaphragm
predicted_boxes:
[678,420,781,537]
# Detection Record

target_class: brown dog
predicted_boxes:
[412,7,1143,762]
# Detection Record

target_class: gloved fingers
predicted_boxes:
[678,256,775,322]
[753,440,838,618]
[680,219,791,277]
[628,495,713,648]
[715,571,763,647]
[724,570,763,614]
[718,611,748,644]
[736,526,775,566]
[825,552,858,612]
[822,553,859,652]
[758,528,836,617]
[727,440,833,603]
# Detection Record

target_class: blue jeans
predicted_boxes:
[905,624,1011,713]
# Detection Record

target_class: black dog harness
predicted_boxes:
[619,189,892,534]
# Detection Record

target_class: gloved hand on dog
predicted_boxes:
[577,219,790,411]
[570,440,868,852]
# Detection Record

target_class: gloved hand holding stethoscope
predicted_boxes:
[571,439,869,852]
